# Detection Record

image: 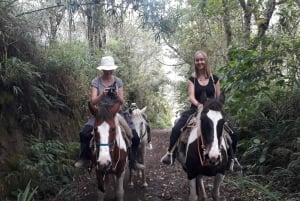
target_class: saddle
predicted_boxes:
[179,112,198,144]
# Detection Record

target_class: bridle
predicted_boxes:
[93,119,122,174]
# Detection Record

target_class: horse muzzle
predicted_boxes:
[205,153,221,166]
[97,160,112,171]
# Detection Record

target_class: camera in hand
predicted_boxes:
[107,84,117,96]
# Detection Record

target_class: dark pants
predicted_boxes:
[79,124,93,159]
[168,108,196,151]
[118,110,140,162]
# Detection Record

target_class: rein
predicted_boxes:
[195,109,205,166]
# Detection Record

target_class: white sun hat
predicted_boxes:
[96,56,118,71]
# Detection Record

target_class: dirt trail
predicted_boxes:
[76,129,253,201]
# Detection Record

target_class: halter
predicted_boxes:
[96,141,116,147]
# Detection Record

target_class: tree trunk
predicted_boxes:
[222,0,232,48]
[239,0,253,47]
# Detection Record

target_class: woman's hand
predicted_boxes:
[196,102,203,109]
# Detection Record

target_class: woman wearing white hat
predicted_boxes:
[74,56,145,170]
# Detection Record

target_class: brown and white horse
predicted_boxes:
[177,98,230,201]
[128,106,149,187]
[88,97,127,201]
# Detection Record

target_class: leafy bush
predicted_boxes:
[17,180,38,201]
[1,137,77,200]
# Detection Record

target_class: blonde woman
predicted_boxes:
[161,50,221,165]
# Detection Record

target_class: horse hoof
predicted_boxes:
[142,182,148,187]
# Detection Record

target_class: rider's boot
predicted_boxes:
[128,146,145,170]
[129,130,145,170]
[74,143,90,168]
[160,151,176,166]
[161,127,180,166]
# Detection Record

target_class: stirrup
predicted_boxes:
[229,157,243,172]
[147,142,153,150]
[74,159,89,169]
[160,152,174,166]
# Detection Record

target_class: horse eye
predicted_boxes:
[110,127,116,132]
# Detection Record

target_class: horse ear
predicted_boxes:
[141,106,147,113]
[88,101,98,116]
[218,91,225,105]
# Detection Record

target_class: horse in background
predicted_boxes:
[177,97,230,201]
[88,96,128,201]
[128,105,149,187]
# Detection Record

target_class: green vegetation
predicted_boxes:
[17,181,38,201]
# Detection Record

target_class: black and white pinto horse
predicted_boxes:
[88,97,128,201]
[128,106,149,187]
[177,98,230,201]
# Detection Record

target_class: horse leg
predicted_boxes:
[212,173,225,201]
[115,171,125,201]
[96,189,106,201]
[128,167,134,187]
[96,173,106,201]
[140,146,148,187]
[197,176,208,201]
[188,178,198,201]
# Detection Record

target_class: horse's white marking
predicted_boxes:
[115,120,127,151]
[186,127,198,156]
[206,110,222,159]
[220,133,226,150]
[97,122,111,163]
[115,170,125,201]
[189,178,198,201]
[212,173,225,200]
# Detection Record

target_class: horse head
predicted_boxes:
[130,106,147,139]
[88,96,123,172]
[200,99,225,166]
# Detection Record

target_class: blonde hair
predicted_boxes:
[194,50,211,78]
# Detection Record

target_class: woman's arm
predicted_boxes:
[117,86,124,104]
[215,80,221,99]
[188,80,203,108]
[91,86,124,105]
[91,87,103,105]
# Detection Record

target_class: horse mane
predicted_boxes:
[203,99,223,112]
[95,95,120,121]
